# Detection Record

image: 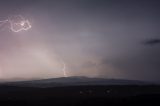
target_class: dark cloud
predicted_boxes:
[143,39,160,46]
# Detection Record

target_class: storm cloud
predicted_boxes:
[143,39,160,46]
[0,0,160,82]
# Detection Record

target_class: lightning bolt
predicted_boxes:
[0,15,32,32]
[62,61,67,77]
[9,19,32,32]
[0,20,8,27]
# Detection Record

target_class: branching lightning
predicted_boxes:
[0,15,31,32]
[0,15,68,78]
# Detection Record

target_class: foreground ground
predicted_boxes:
[0,85,160,105]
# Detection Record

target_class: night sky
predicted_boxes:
[0,0,160,82]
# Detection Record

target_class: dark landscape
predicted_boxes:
[0,77,160,106]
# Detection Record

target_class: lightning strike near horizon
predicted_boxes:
[0,15,31,32]
[62,61,67,77]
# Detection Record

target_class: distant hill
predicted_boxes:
[0,76,152,88]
